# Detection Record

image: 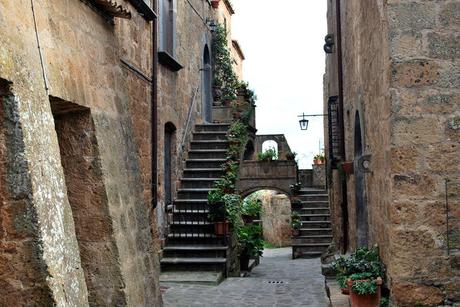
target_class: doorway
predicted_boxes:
[164,122,176,208]
[202,45,212,123]
[354,111,368,247]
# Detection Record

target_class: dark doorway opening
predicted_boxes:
[164,122,177,208]
[354,111,368,247]
[202,45,212,123]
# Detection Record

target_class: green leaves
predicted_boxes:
[238,224,264,258]
[257,148,278,161]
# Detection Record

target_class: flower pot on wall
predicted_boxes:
[215,221,229,236]
[341,161,354,174]
[211,0,220,9]
[347,278,382,307]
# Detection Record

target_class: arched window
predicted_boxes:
[202,45,212,122]
[262,140,278,159]
[159,0,176,56]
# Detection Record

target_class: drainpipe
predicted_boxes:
[152,0,159,209]
[335,0,349,253]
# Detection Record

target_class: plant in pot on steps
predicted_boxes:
[314,154,325,165]
[238,223,264,271]
[291,211,302,237]
[290,182,302,196]
[241,196,262,224]
[332,246,385,306]
[208,190,229,236]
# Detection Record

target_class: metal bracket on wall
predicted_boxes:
[355,154,372,173]
[324,34,334,54]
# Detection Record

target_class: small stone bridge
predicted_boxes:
[236,160,297,197]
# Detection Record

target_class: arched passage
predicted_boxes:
[261,140,278,159]
[243,189,293,249]
[354,111,368,247]
[202,45,212,123]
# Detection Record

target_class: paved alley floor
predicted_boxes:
[161,248,330,307]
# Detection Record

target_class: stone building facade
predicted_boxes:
[0,0,162,305]
[324,0,460,305]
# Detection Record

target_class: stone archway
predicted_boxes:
[354,111,368,247]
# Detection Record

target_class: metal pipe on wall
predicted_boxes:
[152,0,159,209]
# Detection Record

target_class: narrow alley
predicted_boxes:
[161,248,329,307]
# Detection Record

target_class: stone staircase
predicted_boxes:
[160,123,230,284]
[292,188,332,259]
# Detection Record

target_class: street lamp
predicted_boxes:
[297,113,328,131]
[298,113,309,131]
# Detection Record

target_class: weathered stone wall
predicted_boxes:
[325,0,460,304]
[312,164,326,188]
[259,191,292,247]
[0,0,162,305]
[387,0,460,304]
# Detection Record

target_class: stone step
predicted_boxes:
[300,221,331,227]
[186,159,226,169]
[188,149,227,160]
[299,228,332,236]
[177,188,213,200]
[300,208,330,215]
[292,251,323,259]
[183,168,224,178]
[292,243,330,255]
[193,131,228,141]
[292,235,333,244]
[180,178,220,189]
[195,124,230,132]
[299,189,327,195]
[163,245,228,259]
[161,257,227,273]
[299,194,329,201]
[190,140,229,150]
[169,223,214,235]
[299,214,331,222]
[160,271,224,286]
[299,201,330,208]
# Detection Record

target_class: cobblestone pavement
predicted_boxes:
[161,248,330,306]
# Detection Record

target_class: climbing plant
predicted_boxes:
[212,23,239,103]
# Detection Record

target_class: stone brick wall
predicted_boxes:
[325,0,460,304]
[259,191,292,247]
[0,0,162,305]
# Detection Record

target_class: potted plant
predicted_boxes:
[238,224,264,271]
[241,197,262,224]
[332,246,385,303]
[285,151,297,161]
[211,0,220,9]
[290,182,302,195]
[314,154,325,165]
[347,274,383,307]
[256,148,277,162]
[208,190,229,236]
[291,211,302,237]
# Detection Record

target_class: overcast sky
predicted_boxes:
[231,0,327,169]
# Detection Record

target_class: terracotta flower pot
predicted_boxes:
[242,214,254,224]
[292,228,300,237]
[347,278,382,307]
[342,161,354,174]
[211,0,220,9]
[215,221,229,236]
[341,287,350,295]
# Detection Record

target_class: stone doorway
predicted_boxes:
[354,111,368,247]
[202,45,212,123]
[50,97,125,306]
[164,122,176,208]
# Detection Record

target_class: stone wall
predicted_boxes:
[0,0,161,305]
[325,0,460,304]
[258,191,292,248]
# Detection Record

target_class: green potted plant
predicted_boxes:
[291,211,302,237]
[208,190,229,236]
[241,197,262,224]
[238,224,264,271]
[332,246,385,305]
[256,148,278,162]
[314,154,325,165]
[290,182,302,195]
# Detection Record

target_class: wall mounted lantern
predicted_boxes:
[324,34,334,54]
[298,113,327,131]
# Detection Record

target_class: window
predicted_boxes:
[158,0,182,70]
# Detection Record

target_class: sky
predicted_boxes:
[231,0,327,169]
